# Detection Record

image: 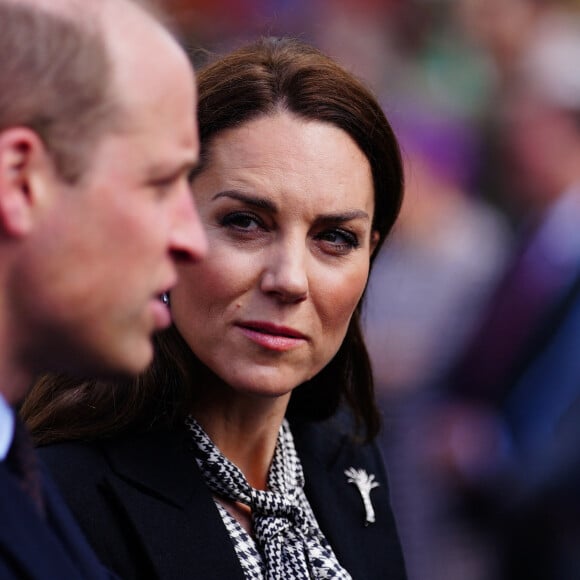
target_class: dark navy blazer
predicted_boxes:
[38,418,407,580]
[0,460,114,579]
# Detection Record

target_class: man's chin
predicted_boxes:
[71,340,154,382]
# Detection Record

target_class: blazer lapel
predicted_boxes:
[103,430,245,580]
[292,418,406,580]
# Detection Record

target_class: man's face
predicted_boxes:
[13,25,206,377]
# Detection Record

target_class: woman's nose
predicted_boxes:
[259,242,308,303]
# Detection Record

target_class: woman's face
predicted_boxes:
[171,111,377,398]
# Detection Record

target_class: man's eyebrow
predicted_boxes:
[212,190,278,212]
[150,158,200,180]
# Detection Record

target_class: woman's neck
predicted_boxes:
[191,390,291,490]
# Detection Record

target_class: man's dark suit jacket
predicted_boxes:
[0,458,113,579]
[38,418,407,580]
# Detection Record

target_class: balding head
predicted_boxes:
[6,0,90,13]
[0,0,185,183]
[99,0,195,133]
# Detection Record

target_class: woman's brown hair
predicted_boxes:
[22,37,404,444]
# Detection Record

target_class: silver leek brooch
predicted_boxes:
[344,467,379,526]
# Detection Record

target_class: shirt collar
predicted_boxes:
[0,393,15,461]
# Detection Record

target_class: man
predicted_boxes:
[0,0,206,577]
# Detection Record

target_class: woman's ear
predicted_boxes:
[0,128,50,237]
[370,230,380,255]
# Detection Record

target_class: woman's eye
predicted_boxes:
[317,228,360,253]
[220,212,263,232]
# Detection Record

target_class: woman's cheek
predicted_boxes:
[318,265,369,321]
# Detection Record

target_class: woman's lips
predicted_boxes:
[236,321,306,351]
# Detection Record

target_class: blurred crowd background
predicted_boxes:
[163,1,580,578]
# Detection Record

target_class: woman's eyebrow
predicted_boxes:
[316,210,371,224]
[212,190,278,212]
[212,191,370,223]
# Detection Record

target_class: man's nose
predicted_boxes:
[169,183,208,263]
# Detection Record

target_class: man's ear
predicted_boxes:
[0,127,51,237]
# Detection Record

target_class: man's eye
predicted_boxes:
[151,177,176,196]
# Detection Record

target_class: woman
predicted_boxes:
[22,37,406,580]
